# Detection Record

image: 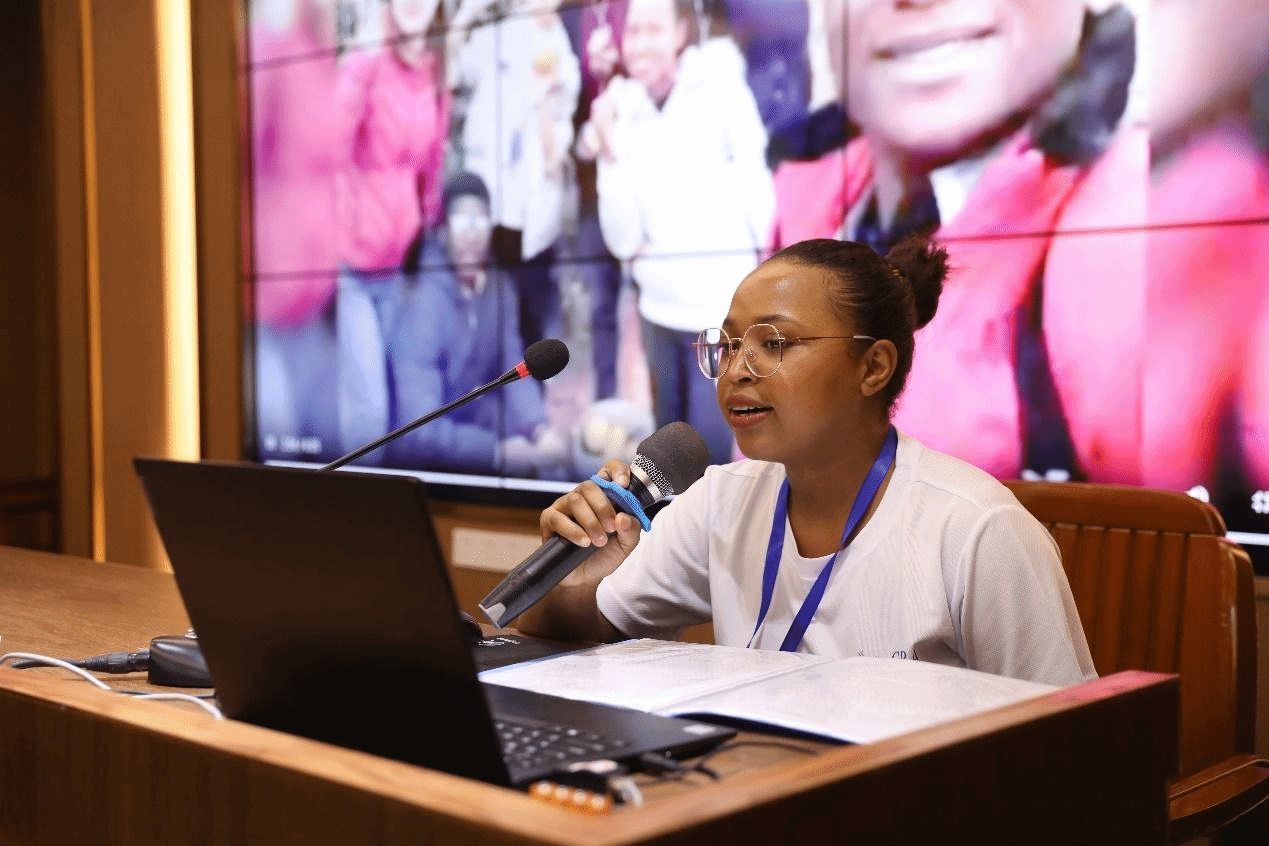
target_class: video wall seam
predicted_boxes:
[245,0,1269,569]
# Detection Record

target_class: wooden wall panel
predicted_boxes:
[87,0,171,569]
[0,2,56,485]
[44,0,189,567]
[43,0,92,558]
[191,0,246,462]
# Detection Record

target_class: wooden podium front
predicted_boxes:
[0,547,1178,845]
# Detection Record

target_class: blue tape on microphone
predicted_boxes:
[589,475,653,532]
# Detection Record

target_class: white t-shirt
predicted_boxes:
[596,433,1097,687]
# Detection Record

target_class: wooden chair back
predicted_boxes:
[1004,480,1257,779]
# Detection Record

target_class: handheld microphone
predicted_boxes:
[478,421,710,629]
[318,338,569,471]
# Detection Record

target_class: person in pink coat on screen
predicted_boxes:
[771,0,1145,484]
[337,0,450,273]
[1143,0,1269,494]
[250,0,346,459]
[250,0,341,327]
[333,0,452,456]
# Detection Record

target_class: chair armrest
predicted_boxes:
[1169,754,1269,843]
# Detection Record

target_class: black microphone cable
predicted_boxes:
[10,649,150,674]
[7,633,212,687]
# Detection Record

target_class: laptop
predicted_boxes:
[132,458,735,788]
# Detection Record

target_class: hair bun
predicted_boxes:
[885,236,949,329]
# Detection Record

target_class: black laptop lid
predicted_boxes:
[133,458,512,785]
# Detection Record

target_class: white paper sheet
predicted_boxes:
[482,639,1056,743]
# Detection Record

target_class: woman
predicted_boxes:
[773,0,1144,485]
[518,237,1095,688]
[1143,0,1269,494]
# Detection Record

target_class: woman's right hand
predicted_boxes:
[518,460,637,642]
[540,460,642,573]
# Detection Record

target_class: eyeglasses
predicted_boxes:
[694,323,876,380]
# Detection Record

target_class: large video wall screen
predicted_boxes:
[246,0,1269,567]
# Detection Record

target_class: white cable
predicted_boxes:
[1,651,223,719]
[132,692,224,720]
[0,652,112,690]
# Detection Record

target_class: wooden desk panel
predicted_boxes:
[0,545,192,657]
[0,547,1178,845]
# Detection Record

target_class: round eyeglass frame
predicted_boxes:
[693,323,877,380]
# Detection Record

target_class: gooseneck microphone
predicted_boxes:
[318,338,570,472]
[478,421,710,629]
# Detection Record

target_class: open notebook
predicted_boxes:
[484,639,1058,744]
[133,458,735,788]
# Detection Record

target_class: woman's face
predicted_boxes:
[716,260,877,469]
[389,0,439,36]
[622,0,688,103]
[832,0,1086,161]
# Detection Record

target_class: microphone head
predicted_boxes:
[524,339,570,381]
[631,422,710,498]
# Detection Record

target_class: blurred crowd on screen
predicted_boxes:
[248,0,1269,532]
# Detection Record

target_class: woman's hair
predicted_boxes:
[1029,3,1136,165]
[769,236,950,409]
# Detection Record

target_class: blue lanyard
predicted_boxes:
[749,426,899,652]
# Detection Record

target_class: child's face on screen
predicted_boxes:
[445,195,493,271]
[833,0,1086,162]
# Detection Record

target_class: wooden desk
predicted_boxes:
[0,547,1178,844]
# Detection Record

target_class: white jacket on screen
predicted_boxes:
[596,37,775,332]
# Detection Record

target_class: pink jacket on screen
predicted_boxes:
[771,130,1148,484]
[1143,126,1269,490]
[337,46,449,272]
[251,24,342,327]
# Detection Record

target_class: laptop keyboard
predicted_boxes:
[495,715,631,773]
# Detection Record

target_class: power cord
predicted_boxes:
[637,751,719,782]
[10,650,149,674]
[0,651,224,720]
[635,739,820,787]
